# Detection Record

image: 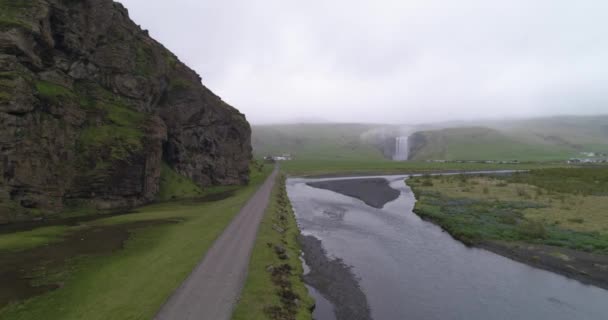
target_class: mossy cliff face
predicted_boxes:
[0,0,252,222]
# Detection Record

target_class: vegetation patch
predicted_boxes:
[409,169,608,288]
[0,0,36,31]
[409,127,576,161]
[0,166,272,320]
[73,82,148,163]
[280,159,567,176]
[35,81,75,104]
[504,167,608,196]
[156,162,203,201]
[169,78,193,91]
[409,170,608,253]
[232,174,313,320]
[0,92,10,103]
[135,45,156,76]
[0,226,69,253]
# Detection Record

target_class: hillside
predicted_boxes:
[252,123,392,161]
[0,0,251,222]
[408,116,608,161]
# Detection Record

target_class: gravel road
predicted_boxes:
[155,168,278,320]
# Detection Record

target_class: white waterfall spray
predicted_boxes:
[393,136,410,161]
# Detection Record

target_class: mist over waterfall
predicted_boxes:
[393,136,410,161]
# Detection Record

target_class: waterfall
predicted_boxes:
[393,136,409,161]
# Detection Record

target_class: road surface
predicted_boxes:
[155,168,278,320]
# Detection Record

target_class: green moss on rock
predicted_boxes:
[0,91,10,103]
[78,125,144,161]
[0,0,39,31]
[35,81,75,103]
[157,162,203,201]
[135,45,156,76]
[71,82,149,163]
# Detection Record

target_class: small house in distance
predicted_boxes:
[264,153,293,162]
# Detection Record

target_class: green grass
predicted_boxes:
[253,123,387,161]
[74,83,148,162]
[78,125,144,161]
[232,174,313,320]
[409,127,577,161]
[409,169,608,253]
[0,92,10,103]
[408,116,608,161]
[135,45,156,76]
[0,166,272,320]
[504,167,608,196]
[0,0,37,31]
[168,78,193,91]
[35,81,76,103]
[156,162,204,201]
[0,226,70,252]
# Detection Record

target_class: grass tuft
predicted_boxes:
[232,173,314,320]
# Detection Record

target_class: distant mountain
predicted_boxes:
[252,115,608,163]
[252,123,394,161]
[408,115,608,161]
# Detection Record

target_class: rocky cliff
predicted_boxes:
[0,0,252,222]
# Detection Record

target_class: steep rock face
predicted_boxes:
[0,0,251,222]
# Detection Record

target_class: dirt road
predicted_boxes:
[155,168,278,320]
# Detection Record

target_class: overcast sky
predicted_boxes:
[119,0,607,124]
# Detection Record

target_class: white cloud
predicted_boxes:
[119,0,608,124]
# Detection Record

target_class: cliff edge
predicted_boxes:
[0,0,252,222]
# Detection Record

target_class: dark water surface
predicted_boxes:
[287,175,608,320]
[0,220,175,307]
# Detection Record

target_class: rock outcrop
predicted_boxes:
[0,0,251,222]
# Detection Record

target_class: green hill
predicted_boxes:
[409,116,608,161]
[408,127,574,161]
[252,116,608,164]
[252,123,390,161]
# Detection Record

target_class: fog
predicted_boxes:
[119,0,608,124]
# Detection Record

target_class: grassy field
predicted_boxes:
[409,127,576,161]
[232,175,313,320]
[252,116,608,163]
[280,159,568,176]
[409,116,608,161]
[0,166,272,320]
[409,167,608,252]
[252,123,387,161]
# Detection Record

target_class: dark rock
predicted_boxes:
[274,245,286,255]
[0,0,251,222]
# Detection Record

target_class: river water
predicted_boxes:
[287,175,608,320]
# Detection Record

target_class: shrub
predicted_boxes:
[498,214,517,225]
[421,180,434,187]
[518,220,547,239]
[567,218,585,224]
[515,187,530,198]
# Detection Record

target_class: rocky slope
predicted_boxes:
[0,0,251,223]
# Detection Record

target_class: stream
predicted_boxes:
[287,175,608,320]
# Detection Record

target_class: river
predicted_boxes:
[287,175,608,320]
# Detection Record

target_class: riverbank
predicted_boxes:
[0,168,272,319]
[298,235,371,320]
[409,168,608,290]
[280,159,568,177]
[288,173,608,319]
[232,174,313,320]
